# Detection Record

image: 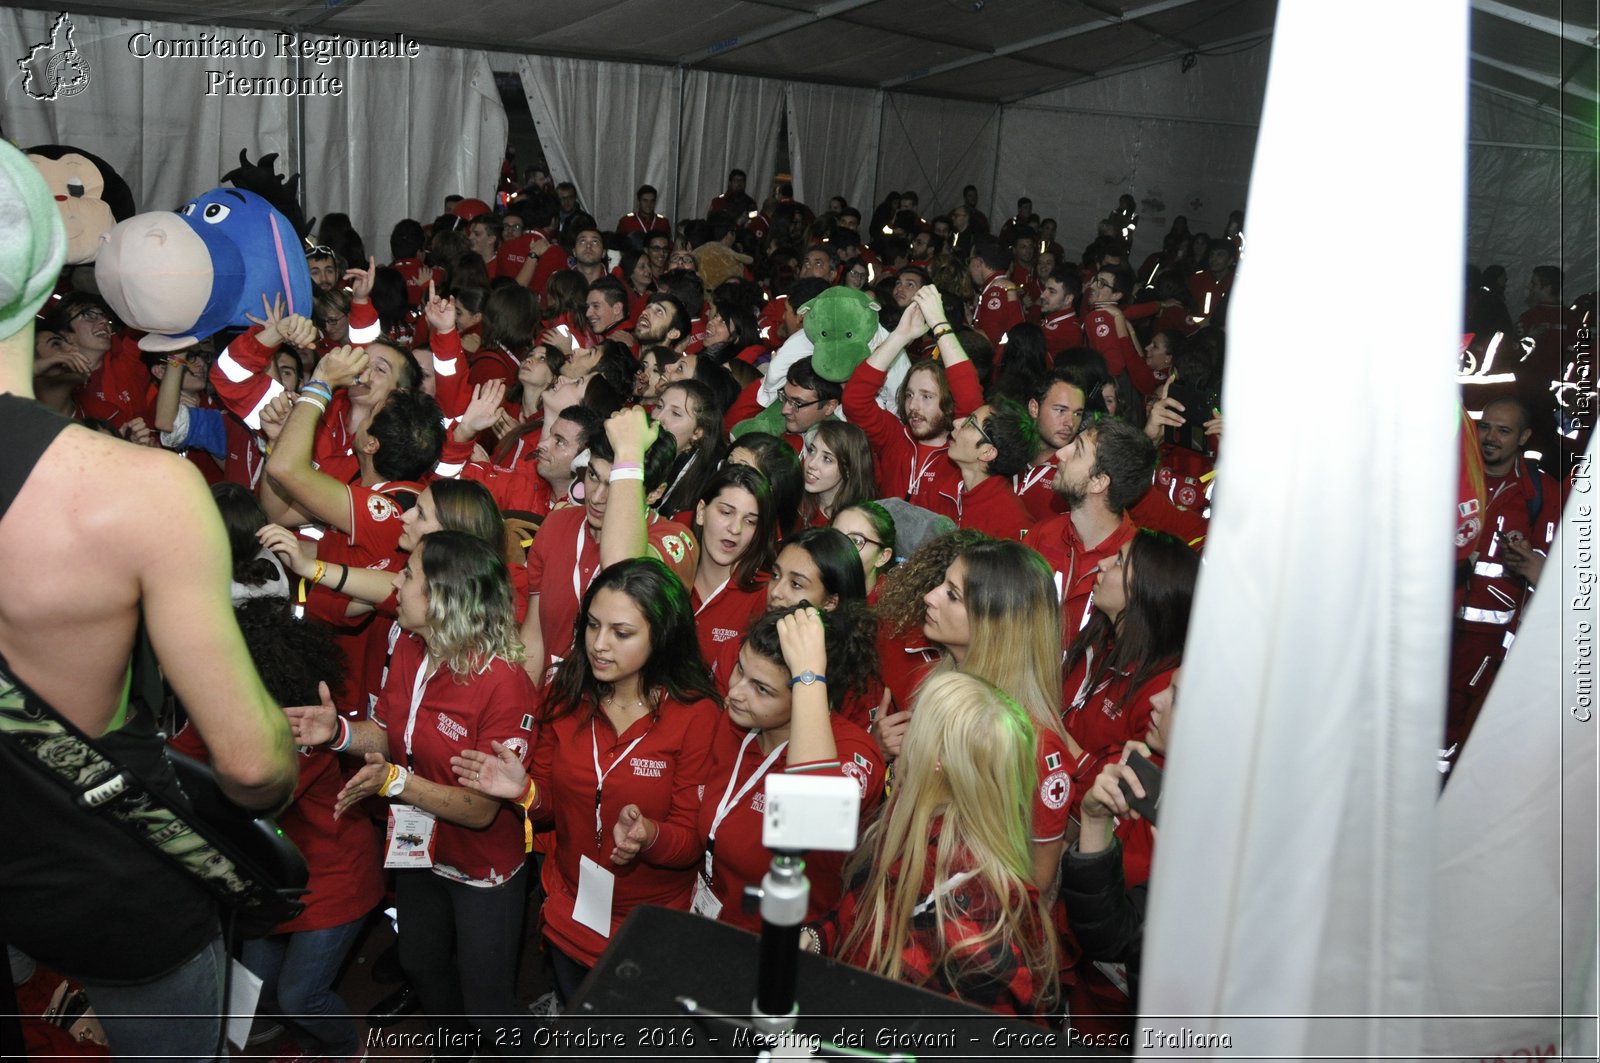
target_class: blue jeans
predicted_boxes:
[82,934,225,1063]
[242,919,366,1056]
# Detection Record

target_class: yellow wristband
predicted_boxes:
[313,560,327,585]
[517,778,538,813]
[383,763,400,792]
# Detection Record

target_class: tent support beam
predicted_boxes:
[881,0,1218,89]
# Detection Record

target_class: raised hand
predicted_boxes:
[345,256,377,302]
[423,280,456,335]
[450,740,529,800]
[313,345,369,391]
[245,292,288,347]
[457,380,508,437]
[283,681,338,746]
[257,523,316,579]
[258,392,295,444]
[776,606,827,680]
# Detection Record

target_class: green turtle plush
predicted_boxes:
[731,285,880,438]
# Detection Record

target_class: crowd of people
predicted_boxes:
[6,142,1590,1059]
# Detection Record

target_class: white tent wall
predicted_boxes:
[516,54,677,228]
[786,82,883,215]
[1,7,505,253]
[999,44,1269,253]
[1467,86,1599,294]
[874,92,1000,222]
[302,48,506,249]
[1,8,291,215]
[676,68,786,224]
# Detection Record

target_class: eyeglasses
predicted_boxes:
[1088,277,1114,290]
[843,531,883,550]
[69,308,110,325]
[779,392,820,411]
[964,412,995,447]
[316,315,346,328]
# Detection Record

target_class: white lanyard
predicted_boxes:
[912,869,980,916]
[704,730,787,882]
[402,654,438,767]
[591,719,649,846]
[572,519,598,603]
[905,441,945,498]
[694,576,731,617]
[709,731,787,843]
[1015,462,1053,496]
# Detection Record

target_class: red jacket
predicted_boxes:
[842,360,983,520]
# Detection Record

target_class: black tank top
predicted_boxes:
[0,394,219,983]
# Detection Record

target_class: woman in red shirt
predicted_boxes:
[690,464,777,687]
[1061,529,1196,817]
[688,603,885,931]
[804,671,1057,1018]
[456,558,721,1005]
[286,530,537,1047]
[798,421,877,529]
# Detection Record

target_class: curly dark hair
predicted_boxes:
[872,528,990,636]
[742,601,879,710]
[232,597,346,707]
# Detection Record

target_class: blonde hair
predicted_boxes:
[840,672,1056,1010]
[936,539,1068,743]
[419,531,525,679]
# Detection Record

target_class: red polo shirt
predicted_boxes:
[697,712,885,933]
[1029,511,1138,640]
[532,695,721,965]
[373,633,539,883]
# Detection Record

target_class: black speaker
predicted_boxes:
[554,906,1109,1060]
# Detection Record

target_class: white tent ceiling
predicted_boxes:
[3,0,1594,124]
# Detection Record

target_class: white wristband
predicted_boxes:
[608,467,645,483]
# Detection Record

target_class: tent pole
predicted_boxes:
[672,64,685,228]
[987,103,1004,225]
[871,90,887,208]
[293,48,308,217]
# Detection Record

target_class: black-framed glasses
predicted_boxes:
[843,531,883,550]
[964,412,995,447]
[779,392,820,411]
[69,307,110,325]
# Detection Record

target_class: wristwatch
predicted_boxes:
[789,671,827,688]
[382,765,411,798]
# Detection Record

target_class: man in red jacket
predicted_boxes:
[843,286,985,519]
[947,400,1037,540]
[968,235,1024,348]
[1030,416,1157,638]
[1443,397,1561,773]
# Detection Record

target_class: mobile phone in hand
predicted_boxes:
[1118,750,1163,825]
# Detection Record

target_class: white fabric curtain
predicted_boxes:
[0,9,506,254]
[677,68,786,224]
[785,83,882,214]
[1136,1,1468,1056]
[1,9,292,215]
[874,92,998,224]
[303,44,506,249]
[1422,433,1598,1061]
[516,54,677,229]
